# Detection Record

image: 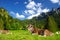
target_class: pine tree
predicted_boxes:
[48,16,58,32]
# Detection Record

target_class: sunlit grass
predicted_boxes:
[0,30,60,40]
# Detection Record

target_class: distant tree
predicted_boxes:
[48,16,58,32]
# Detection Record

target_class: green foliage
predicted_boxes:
[52,9,60,30]
[0,8,26,30]
[0,19,4,29]
[48,16,58,32]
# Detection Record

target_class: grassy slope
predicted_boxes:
[0,30,60,40]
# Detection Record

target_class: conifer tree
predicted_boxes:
[48,16,58,32]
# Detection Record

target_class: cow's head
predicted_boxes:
[27,24,35,33]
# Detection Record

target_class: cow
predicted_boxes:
[27,24,54,37]
[0,30,12,34]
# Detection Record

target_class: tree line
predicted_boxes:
[0,7,60,32]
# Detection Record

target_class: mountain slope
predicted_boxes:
[0,7,60,32]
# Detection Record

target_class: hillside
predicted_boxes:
[0,7,60,32]
[0,8,24,30]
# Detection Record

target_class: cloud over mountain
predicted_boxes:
[24,0,50,19]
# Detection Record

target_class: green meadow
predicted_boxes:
[0,30,60,40]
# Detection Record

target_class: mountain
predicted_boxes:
[0,7,60,32]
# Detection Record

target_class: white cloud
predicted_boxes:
[42,8,50,13]
[24,10,35,15]
[24,0,50,19]
[24,10,28,14]
[27,13,41,19]
[26,1,36,9]
[37,7,42,13]
[16,13,25,18]
[36,3,42,7]
[10,11,25,19]
[50,0,59,3]
[50,0,60,5]
[27,15,34,19]
[28,10,35,15]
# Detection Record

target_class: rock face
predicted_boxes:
[27,24,54,36]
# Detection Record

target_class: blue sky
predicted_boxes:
[0,0,60,20]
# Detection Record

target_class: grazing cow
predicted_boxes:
[27,24,54,36]
[0,30,11,34]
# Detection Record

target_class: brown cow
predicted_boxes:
[0,30,11,34]
[27,24,54,36]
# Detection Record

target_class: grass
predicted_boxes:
[0,30,60,40]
